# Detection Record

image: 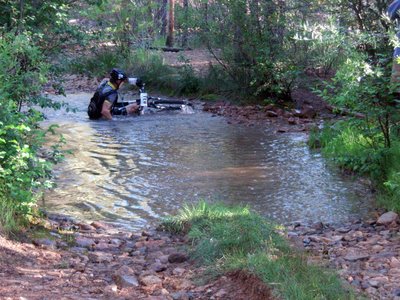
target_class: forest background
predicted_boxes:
[1,0,400,232]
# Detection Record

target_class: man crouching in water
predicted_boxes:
[99,68,142,120]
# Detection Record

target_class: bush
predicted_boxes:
[0,32,65,232]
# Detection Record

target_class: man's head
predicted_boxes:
[110,68,128,87]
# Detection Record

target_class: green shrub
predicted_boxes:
[0,33,66,233]
[162,201,355,299]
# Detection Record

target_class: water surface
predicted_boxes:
[42,93,374,229]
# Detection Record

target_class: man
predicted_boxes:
[388,1,400,83]
[89,68,143,120]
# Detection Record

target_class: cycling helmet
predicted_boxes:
[110,68,128,81]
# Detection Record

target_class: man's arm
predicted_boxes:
[101,100,113,120]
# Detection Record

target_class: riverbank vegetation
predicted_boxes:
[0,0,81,232]
[162,202,357,299]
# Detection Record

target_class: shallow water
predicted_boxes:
[42,93,375,230]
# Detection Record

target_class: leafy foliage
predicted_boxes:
[0,32,66,232]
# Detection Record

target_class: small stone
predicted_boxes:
[168,253,188,263]
[88,252,113,263]
[372,245,384,252]
[214,289,227,298]
[393,288,400,297]
[152,263,167,273]
[75,237,95,248]
[159,255,169,264]
[78,223,94,231]
[344,253,370,262]
[265,110,278,117]
[172,267,186,276]
[32,238,57,249]
[171,291,189,300]
[113,274,139,288]
[90,221,108,230]
[377,212,398,225]
[368,280,380,288]
[142,230,153,237]
[390,257,400,268]
[336,227,351,233]
[139,275,162,287]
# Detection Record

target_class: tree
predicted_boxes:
[166,0,175,47]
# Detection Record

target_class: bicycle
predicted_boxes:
[115,84,194,115]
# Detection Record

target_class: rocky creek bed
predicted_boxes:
[1,210,399,299]
[0,215,272,300]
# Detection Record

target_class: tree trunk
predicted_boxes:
[157,0,168,37]
[181,0,188,48]
[18,0,24,33]
[165,0,175,47]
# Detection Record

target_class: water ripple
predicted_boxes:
[42,93,375,229]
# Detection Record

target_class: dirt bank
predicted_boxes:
[0,216,272,300]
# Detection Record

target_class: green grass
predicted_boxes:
[309,121,400,213]
[0,197,18,233]
[162,201,357,300]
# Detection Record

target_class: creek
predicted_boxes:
[42,93,375,230]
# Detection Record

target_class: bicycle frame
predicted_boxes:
[115,84,193,114]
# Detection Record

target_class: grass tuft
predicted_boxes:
[162,201,357,299]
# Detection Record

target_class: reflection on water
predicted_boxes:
[42,93,375,230]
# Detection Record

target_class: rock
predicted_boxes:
[330,235,344,243]
[75,237,95,248]
[312,222,324,231]
[265,110,278,117]
[90,221,109,230]
[168,252,188,263]
[88,252,113,263]
[78,223,94,231]
[171,291,190,300]
[390,257,400,268]
[172,267,186,276]
[152,263,167,273]
[393,288,400,297]
[142,230,153,237]
[288,117,296,125]
[113,274,139,288]
[368,276,389,288]
[32,238,57,249]
[112,266,139,288]
[336,227,351,234]
[377,212,398,225]
[372,245,384,252]
[214,289,227,298]
[139,275,163,287]
[296,105,317,119]
[344,253,370,262]
[94,242,115,251]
